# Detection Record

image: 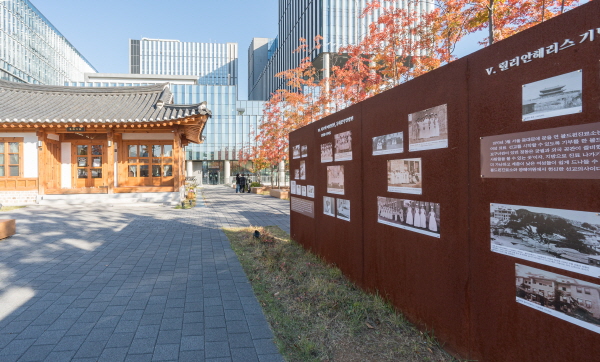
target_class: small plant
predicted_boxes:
[250,181,261,188]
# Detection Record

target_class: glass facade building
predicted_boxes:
[0,0,96,84]
[129,39,238,86]
[248,0,434,100]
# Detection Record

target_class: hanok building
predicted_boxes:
[0,80,210,205]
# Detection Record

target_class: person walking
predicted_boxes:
[239,174,247,193]
[246,174,252,193]
[235,173,241,193]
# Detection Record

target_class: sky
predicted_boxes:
[30,0,492,100]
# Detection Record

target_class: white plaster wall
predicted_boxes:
[47,134,60,141]
[61,142,71,188]
[121,133,174,140]
[0,132,38,178]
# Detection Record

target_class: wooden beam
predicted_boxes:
[37,129,46,196]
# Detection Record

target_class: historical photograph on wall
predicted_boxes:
[387,158,422,194]
[334,131,352,161]
[337,199,351,221]
[522,70,582,122]
[377,197,440,238]
[372,132,404,156]
[327,165,345,195]
[293,145,301,159]
[490,203,600,278]
[301,145,308,158]
[307,185,315,198]
[408,104,448,152]
[290,181,296,195]
[324,196,336,217]
[301,186,307,196]
[296,184,302,195]
[300,161,306,180]
[516,263,600,334]
[321,143,333,163]
[294,169,300,180]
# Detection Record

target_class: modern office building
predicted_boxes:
[129,38,238,86]
[248,0,434,100]
[0,0,96,84]
[248,38,275,101]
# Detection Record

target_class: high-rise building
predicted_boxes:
[129,38,238,86]
[0,0,96,84]
[247,38,275,101]
[248,0,434,100]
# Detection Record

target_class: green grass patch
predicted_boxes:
[224,226,461,362]
[0,206,26,212]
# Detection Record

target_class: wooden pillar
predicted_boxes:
[173,127,182,192]
[36,129,46,196]
[106,131,114,194]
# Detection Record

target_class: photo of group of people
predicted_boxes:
[490,203,600,277]
[522,70,583,122]
[326,165,345,195]
[408,104,448,151]
[321,142,333,163]
[334,131,352,161]
[372,132,404,155]
[387,158,422,194]
[377,197,440,237]
[292,144,301,159]
[322,196,350,221]
[301,145,308,157]
[516,263,600,334]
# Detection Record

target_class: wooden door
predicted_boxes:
[123,142,174,187]
[72,143,105,188]
[46,141,61,189]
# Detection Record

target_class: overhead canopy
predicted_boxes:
[0,80,211,144]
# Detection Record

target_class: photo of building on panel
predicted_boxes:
[327,165,344,195]
[291,181,296,194]
[377,197,440,237]
[336,199,351,221]
[387,158,422,194]
[324,196,336,217]
[408,104,448,151]
[300,161,306,180]
[334,131,352,161]
[516,264,600,334]
[491,204,600,277]
[301,145,308,158]
[321,142,333,163]
[522,70,582,122]
[293,144,301,159]
[372,132,404,155]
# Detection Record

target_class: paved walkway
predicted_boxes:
[0,185,290,362]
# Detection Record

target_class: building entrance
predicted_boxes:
[72,142,106,190]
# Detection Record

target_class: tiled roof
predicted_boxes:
[0,80,212,123]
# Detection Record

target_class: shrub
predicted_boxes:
[250,182,261,188]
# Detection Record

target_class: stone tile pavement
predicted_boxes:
[0,185,290,362]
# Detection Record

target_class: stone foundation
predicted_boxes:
[0,190,39,206]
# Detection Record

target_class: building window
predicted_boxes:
[125,142,174,185]
[585,300,592,308]
[0,138,23,177]
[577,287,583,293]
[585,288,591,295]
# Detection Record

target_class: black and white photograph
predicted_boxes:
[408,104,448,152]
[336,199,351,221]
[372,132,404,155]
[292,144,301,159]
[516,263,600,334]
[290,181,296,195]
[522,70,583,122]
[490,203,600,278]
[294,169,299,180]
[321,143,333,163]
[377,197,440,238]
[301,145,308,158]
[387,158,422,194]
[323,196,335,217]
[296,184,302,195]
[300,161,306,180]
[301,186,307,197]
[334,131,352,161]
[307,185,315,198]
[326,165,344,195]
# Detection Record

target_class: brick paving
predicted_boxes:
[0,185,289,362]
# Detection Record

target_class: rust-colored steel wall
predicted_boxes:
[289,2,600,360]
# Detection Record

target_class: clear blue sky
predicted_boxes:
[32,0,279,99]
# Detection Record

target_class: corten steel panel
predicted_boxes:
[310,106,364,286]
[467,2,600,361]
[289,124,318,252]
[360,58,470,356]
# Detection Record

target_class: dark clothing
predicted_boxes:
[240,176,247,192]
